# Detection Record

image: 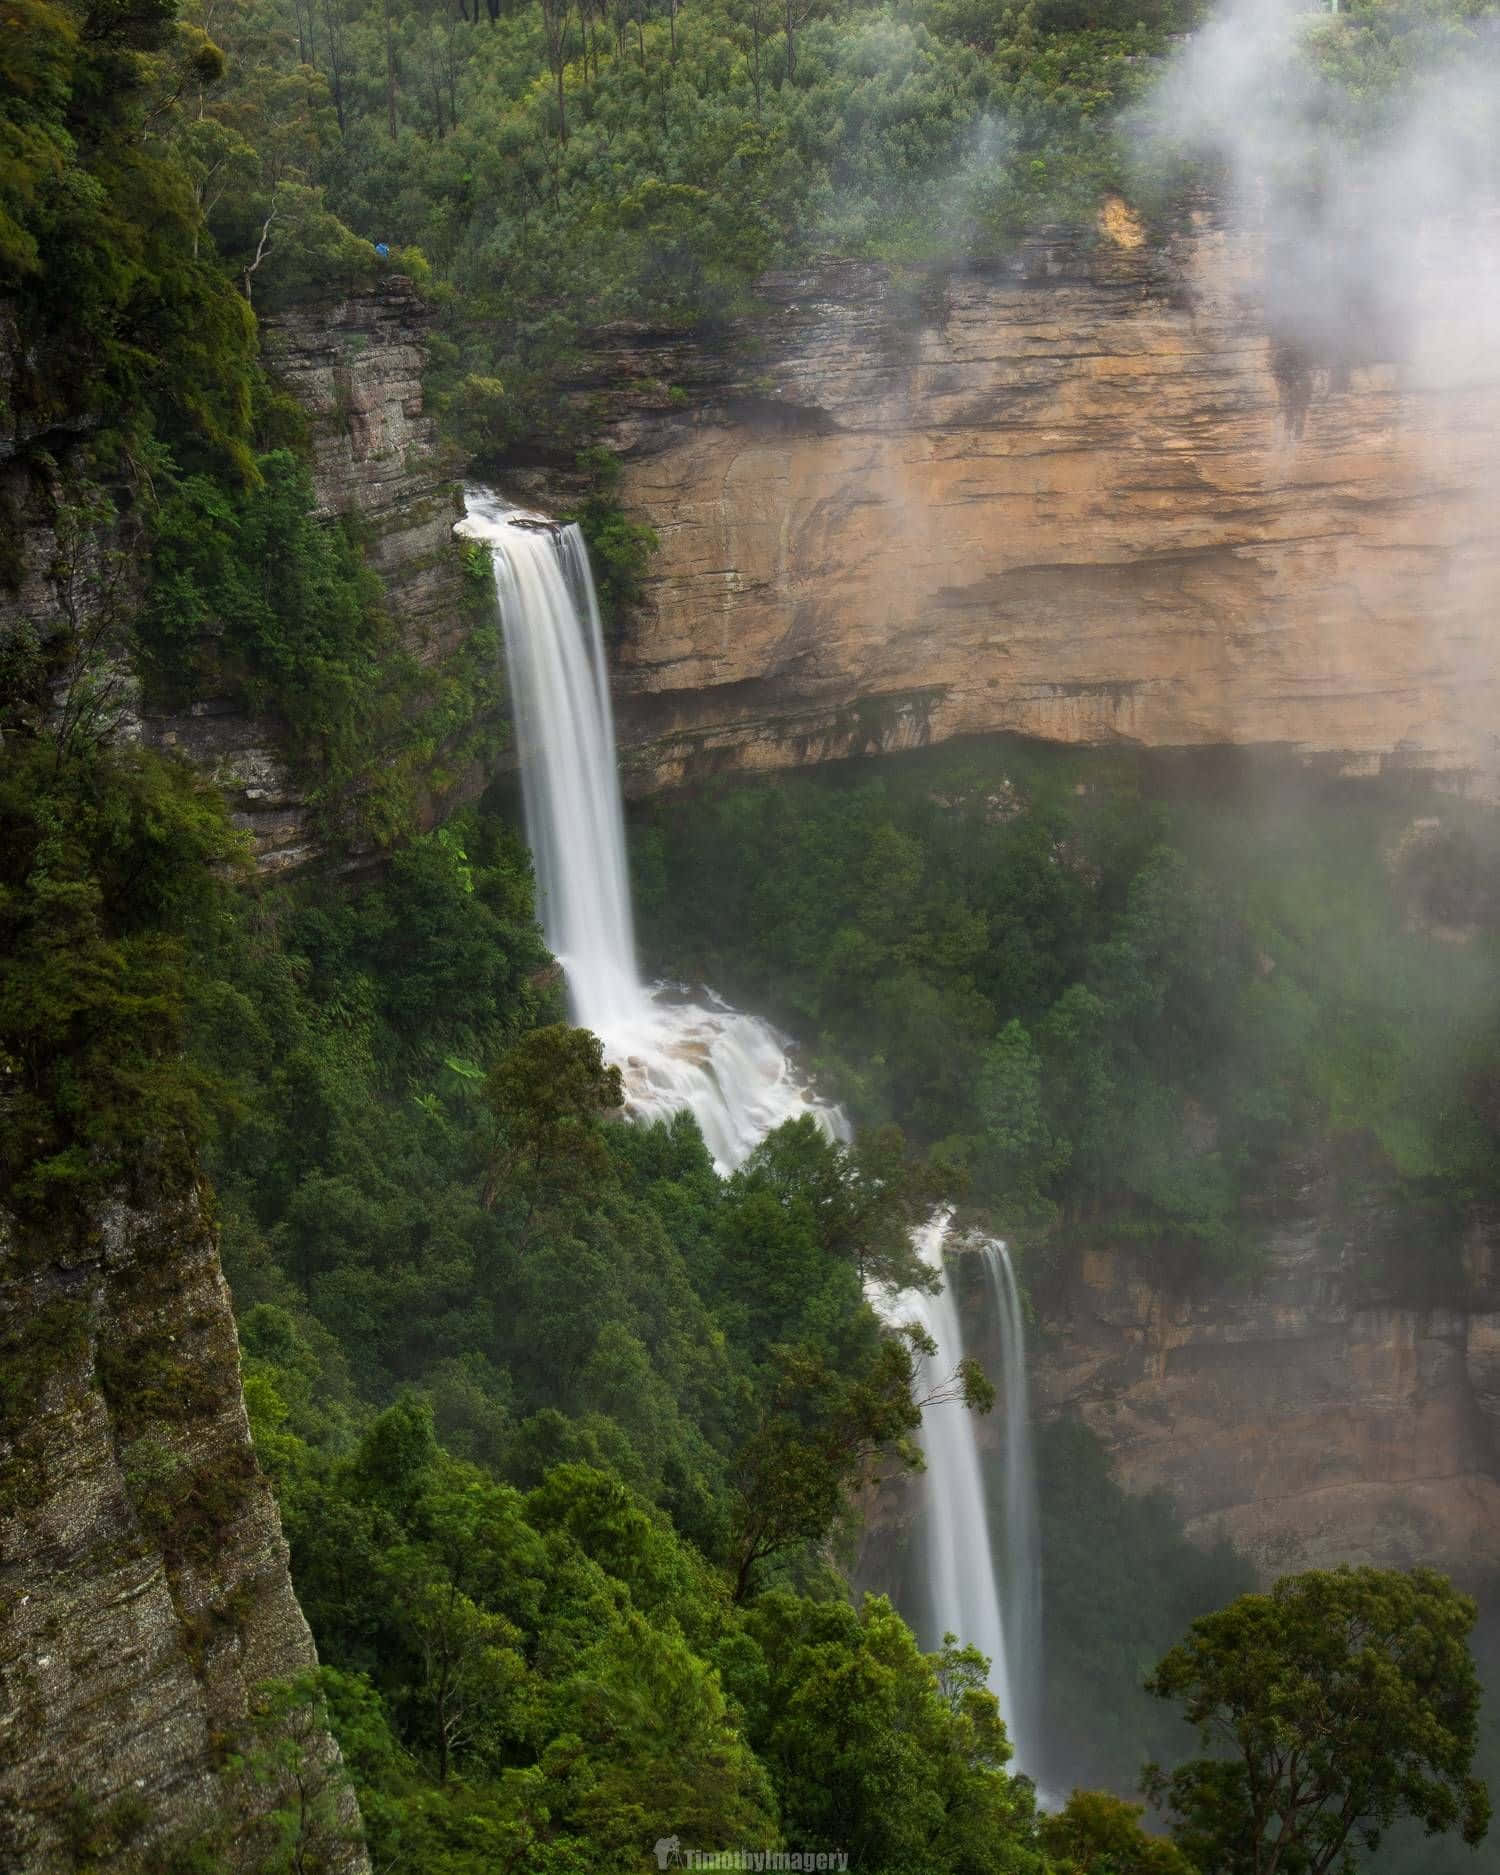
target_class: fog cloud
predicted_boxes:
[1133,0,1500,381]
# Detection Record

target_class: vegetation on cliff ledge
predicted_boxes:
[5,0,1500,1869]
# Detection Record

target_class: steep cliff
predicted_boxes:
[0,1187,366,1872]
[1021,1159,1500,1586]
[541,215,1500,797]
[148,276,477,872]
[0,284,469,1867]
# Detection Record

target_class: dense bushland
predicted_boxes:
[5,0,1500,1867]
[636,741,1500,1286]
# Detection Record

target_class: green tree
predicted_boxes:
[739,1592,1038,1873]
[727,1332,991,1602]
[975,1018,1068,1228]
[1040,1789,1193,1874]
[479,1023,624,1219]
[1144,1566,1491,1875]
[0,740,243,1213]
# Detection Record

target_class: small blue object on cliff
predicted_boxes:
[374,242,390,259]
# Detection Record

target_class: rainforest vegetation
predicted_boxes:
[636,741,1500,1292]
[4,0,1500,1867]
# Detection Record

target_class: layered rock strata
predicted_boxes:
[1027,1167,1500,1583]
[537,220,1500,797]
[0,1190,367,1872]
[152,277,470,871]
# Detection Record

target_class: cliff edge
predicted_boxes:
[540,216,1500,798]
[0,1188,367,1872]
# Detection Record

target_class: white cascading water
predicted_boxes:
[981,1240,1042,1769]
[872,1215,1042,1774]
[458,488,1039,1769]
[457,489,845,1171]
[873,1212,1016,1742]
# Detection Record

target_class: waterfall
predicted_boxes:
[457,489,845,1171]
[477,496,641,1033]
[981,1240,1042,1770]
[872,1215,1042,1774]
[457,490,1040,1772]
[874,1214,1015,1742]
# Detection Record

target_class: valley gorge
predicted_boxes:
[11,0,1500,1862]
[8,198,1500,1861]
[545,213,1500,1589]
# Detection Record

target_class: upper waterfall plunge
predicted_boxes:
[457,489,845,1171]
[474,493,641,1034]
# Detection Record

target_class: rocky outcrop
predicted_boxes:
[259,279,466,663]
[149,277,472,872]
[2,278,476,872]
[539,214,1500,797]
[0,1189,366,1873]
[1026,1163,1500,1583]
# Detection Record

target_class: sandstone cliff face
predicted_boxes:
[4,277,477,873]
[0,282,475,1866]
[149,277,471,872]
[259,279,466,660]
[0,1189,366,1873]
[555,220,1500,797]
[1025,1167,1500,1584]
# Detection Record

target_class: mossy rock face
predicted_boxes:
[0,1294,92,1446]
[0,1187,367,1873]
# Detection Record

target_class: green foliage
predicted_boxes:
[1145,1566,1491,1874]
[140,447,412,809]
[728,1338,926,1602]
[638,745,1500,1287]
[0,0,258,467]
[0,738,244,1215]
[1040,1789,1193,1875]
[252,1370,1043,1873]
[479,1022,625,1217]
[167,766,1058,1870]
[740,1593,1040,1872]
[138,0,1208,453]
[564,449,660,626]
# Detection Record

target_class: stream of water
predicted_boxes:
[459,488,844,1171]
[457,488,1041,1766]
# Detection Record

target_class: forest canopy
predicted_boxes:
[4,0,1500,1869]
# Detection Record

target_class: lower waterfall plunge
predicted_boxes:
[875,1214,1041,1776]
[984,1237,1042,1767]
[458,490,1041,1765]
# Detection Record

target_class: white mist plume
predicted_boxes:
[1134,0,1500,379]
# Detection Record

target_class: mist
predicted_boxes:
[1132,0,1500,389]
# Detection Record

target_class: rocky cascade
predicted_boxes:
[0,1188,366,1872]
[530,213,1500,799]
